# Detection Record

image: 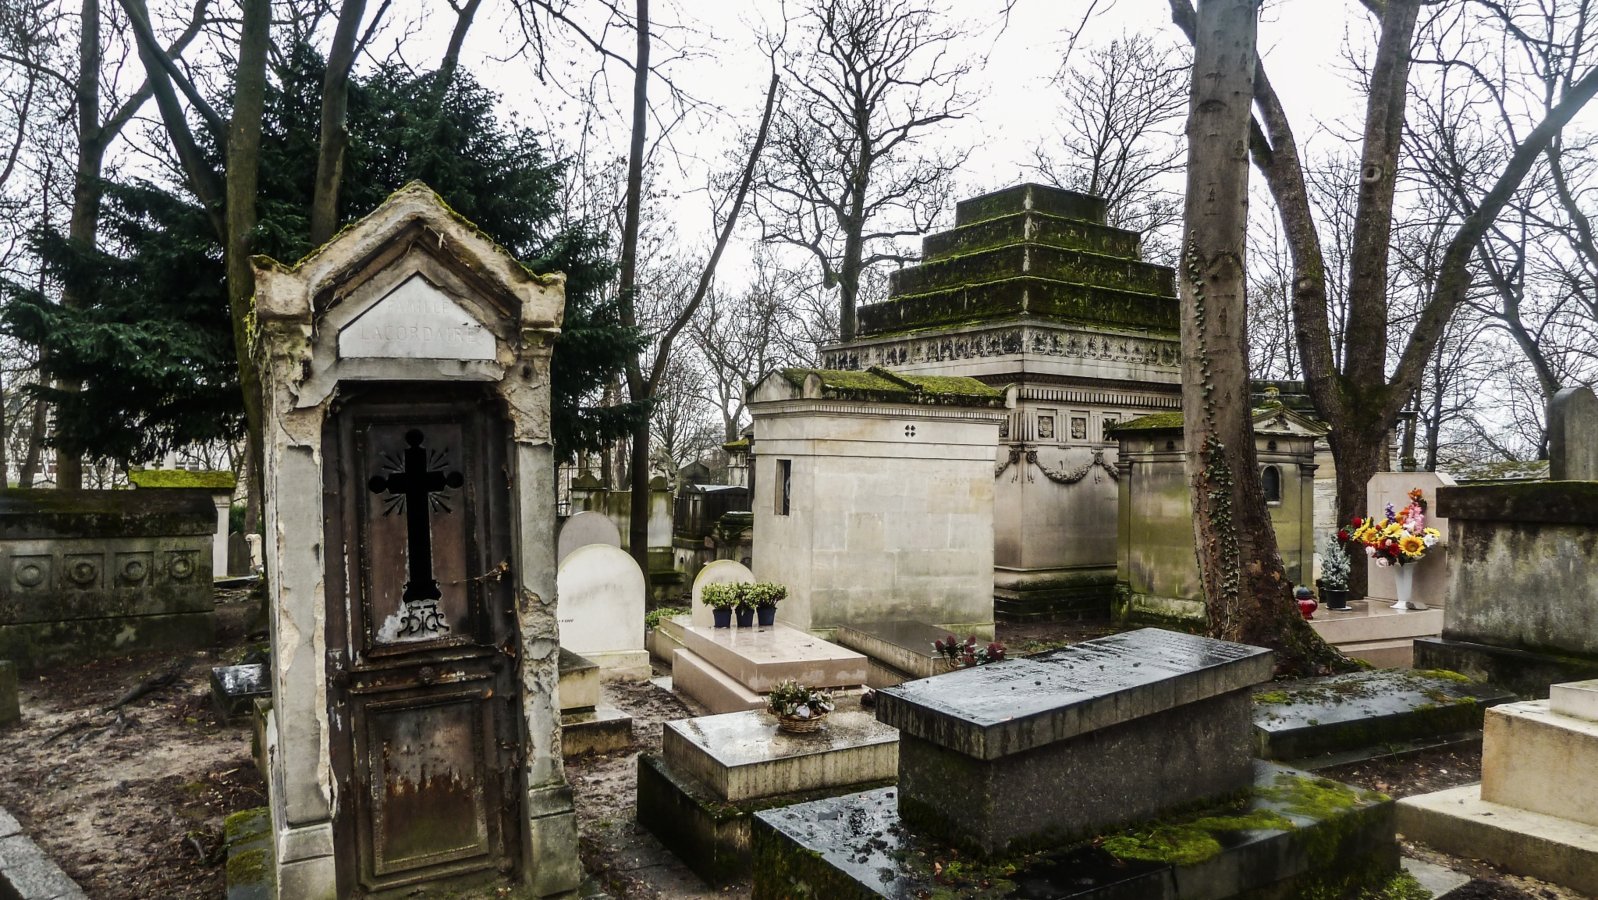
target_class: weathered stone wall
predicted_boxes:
[0,490,215,670]
[750,385,1002,639]
[1437,482,1598,656]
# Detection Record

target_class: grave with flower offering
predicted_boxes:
[1344,485,1445,611]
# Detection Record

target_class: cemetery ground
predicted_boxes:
[0,603,1582,900]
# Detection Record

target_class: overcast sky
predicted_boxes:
[377,0,1376,271]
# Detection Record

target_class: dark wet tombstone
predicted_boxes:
[873,627,1273,855]
[0,659,18,726]
[251,184,578,899]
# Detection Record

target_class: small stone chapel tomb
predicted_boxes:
[746,367,1007,639]
[252,183,578,899]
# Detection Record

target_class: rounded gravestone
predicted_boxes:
[690,559,755,627]
[557,510,622,565]
[556,544,648,677]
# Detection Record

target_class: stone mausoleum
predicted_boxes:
[252,183,579,899]
[823,183,1181,618]
[1110,401,1326,626]
[747,367,1007,638]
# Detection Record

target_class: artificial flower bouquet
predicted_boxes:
[1341,487,1440,567]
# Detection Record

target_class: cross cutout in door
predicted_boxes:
[368,429,464,603]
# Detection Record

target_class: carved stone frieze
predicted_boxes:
[824,324,1181,372]
[994,445,1120,485]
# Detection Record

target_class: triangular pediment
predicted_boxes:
[337,274,496,360]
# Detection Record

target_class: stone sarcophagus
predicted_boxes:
[0,489,216,668]
[251,183,578,899]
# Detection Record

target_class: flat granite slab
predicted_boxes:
[679,623,867,693]
[1551,678,1598,721]
[752,761,1397,900]
[210,663,270,721]
[1252,669,1514,761]
[664,709,898,802]
[833,621,951,680]
[876,628,1272,760]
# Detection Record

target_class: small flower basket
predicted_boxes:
[766,679,834,734]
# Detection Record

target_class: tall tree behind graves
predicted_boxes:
[1177,0,1346,673]
[0,53,644,467]
[1169,0,1598,594]
[752,0,973,342]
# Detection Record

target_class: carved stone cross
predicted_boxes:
[368,429,464,603]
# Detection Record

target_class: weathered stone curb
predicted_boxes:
[0,806,87,900]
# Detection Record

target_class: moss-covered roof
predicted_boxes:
[722,438,750,451]
[128,469,238,490]
[1449,459,1549,484]
[1109,405,1328,437]
[779,366,1004,406]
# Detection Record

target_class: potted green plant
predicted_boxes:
[766,679,834,733]
[701,583,740,628]
[748,582,786,627]
[1318,534,1352,611]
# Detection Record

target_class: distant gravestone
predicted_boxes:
[557,510,623,565]
[557,544,648,678]
[690,559,755,627]
[1549,386,1598,481]
[0,660,18,726]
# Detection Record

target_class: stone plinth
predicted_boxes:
[678,624,867,694]
[0,490,216,670]
[831,621,952,685]
[663,709,897,802]
[637,708,898,886]
[1481,700,1598,827]
[557,649,599,713]
[753,762,1397,900]
[1398,678,1598,896]
[210,663,270,721]
[557,649,632,757]
[874,628,1271,855]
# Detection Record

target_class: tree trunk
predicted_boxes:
[619,0,651,571]
[308,0,367,246]
[227,0,270,531]
[1180,0,1346,674]
[19,395,46,487]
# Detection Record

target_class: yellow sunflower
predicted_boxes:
[1399,534,1426,556]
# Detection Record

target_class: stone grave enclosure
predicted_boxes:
[0,489,216,669]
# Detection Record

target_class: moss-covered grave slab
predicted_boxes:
[921,210,1142,263]
[224,807,273,900]
[954,183,1108,227]
[751,762,1399,899]
[889,244,1174,298]
[1252,669,1514,762]
[855,276,1178,339]
[1413,637,1598,699]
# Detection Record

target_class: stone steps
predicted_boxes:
[954,183,1107,227]
[889,243,1174,298]
[855,275,1178,339]
[670,648,764,715]
[923,209,1142,262]
[1396,786,1598,898]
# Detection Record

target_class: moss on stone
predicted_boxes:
[128,469,237,490]
[225,847,270,885]
[1254,690,1291,705]
[778,366,1001,405]
[1261,772,1387,818]
[1412,668,1473,683]
[1101,809,1295,866]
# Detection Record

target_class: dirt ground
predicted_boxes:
[0,609,1587,899]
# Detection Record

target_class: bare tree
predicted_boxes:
[690,250,807,441]
[1169,0,1598,593]
[754,0,972,342]
[1174,0,1345,672]
[1030,32,1188,262]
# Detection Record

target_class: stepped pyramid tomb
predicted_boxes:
[823,183,1181,618]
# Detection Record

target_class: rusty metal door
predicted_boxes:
[324,384,522,897]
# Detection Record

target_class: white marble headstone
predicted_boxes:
[690,559,755,627]
[338,274,496,360]
[557,510,623,565]
[556,544,648,678]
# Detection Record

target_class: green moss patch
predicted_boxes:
[1102,809,1295,866]
[128,469,237,490]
